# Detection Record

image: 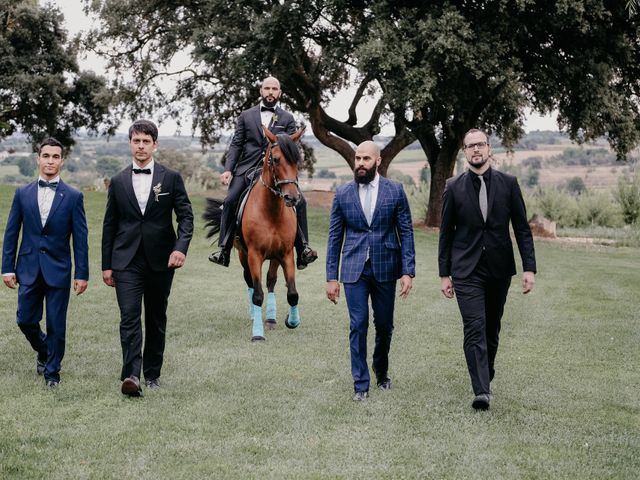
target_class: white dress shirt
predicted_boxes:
[131,159,154,214]
[358,173,380,222]
[260,102,277,128]
[38,175,60,227]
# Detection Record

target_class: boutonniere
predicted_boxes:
[272,113,278,124]
[153,182,162,202]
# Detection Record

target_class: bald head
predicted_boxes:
[260,76,282,107]
[356,140,381,158]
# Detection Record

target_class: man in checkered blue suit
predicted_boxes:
[326,141,416,402]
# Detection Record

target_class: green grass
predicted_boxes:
[1,184,639,479]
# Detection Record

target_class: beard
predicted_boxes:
[468,154,490,169]
[262,95,278,108]
[354,165,377,184]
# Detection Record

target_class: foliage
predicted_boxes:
[155,148,218,190]
[386,169,415,187]
[96,156,125,178]
[315,169,336,179]
[615,171,640,224]
[16,155,33,177]
[548,147,617,167]
[0,0,117,150]
[575,190,623,227]
[564,176,587,195]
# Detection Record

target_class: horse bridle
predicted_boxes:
[260,141,300,201]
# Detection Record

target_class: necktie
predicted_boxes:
[38,180,58,190]
[261,106,275,112]
[364,183,373,225]
[133,168,151,174]
[478,174,488,221]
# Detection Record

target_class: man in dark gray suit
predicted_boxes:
[209,76,317,269]
[438,128,536,411]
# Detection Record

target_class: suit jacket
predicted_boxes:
[326,176,416,284]
[225,105,296,176]
[101,163,194,272]
[2,180,89,288]
[438,168,536,279]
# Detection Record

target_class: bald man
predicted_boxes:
[209,76,317,269]
[326,141,416,401]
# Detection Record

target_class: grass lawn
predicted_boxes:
[0,184,638,479]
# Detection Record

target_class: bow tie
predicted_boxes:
[261,106,275,113]
[38,180,58,190]
[133,168,152,174]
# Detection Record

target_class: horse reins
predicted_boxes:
[260,142,300,200]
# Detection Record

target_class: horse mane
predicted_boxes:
[275,134,302,166]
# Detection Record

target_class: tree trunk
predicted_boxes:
[424,143,459,228]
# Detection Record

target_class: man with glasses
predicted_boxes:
[438,128,536,410]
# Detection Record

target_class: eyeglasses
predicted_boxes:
[464,141,488,150]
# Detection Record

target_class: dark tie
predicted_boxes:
[133,168,151,174]
[261,106,275,113]
[38,180,58,190]
[478,175,488,221]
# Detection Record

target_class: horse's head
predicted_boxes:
[263,127,305,207]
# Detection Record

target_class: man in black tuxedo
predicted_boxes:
[438,128,536,410]
[102,120,193,397]
[208,76,317,269]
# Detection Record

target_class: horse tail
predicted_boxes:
[203,198,224,239]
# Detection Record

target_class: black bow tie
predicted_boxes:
[133,168,152,174]
[261,106,275,113]
[38,180,58,190]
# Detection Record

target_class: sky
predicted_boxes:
[50,0,558,136]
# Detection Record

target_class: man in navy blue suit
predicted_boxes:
[209,76,317,270]
[326,140,416,401]
[2,138,89,388]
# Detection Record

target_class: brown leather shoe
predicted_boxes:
[121,376,143,397]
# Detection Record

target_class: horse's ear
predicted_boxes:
[264,126,277,143]
[290,127,305,143]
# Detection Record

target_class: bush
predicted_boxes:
[575,191,623,227]
[316,169,336,179]
[564,176,587,195]
[387,169,415,187]
[534,187,579,226]
[17,157,35,177]
[614,172,640,224]
[405,181,430,221]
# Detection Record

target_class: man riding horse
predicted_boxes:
[208,76,317,269]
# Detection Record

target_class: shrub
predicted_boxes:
[316,169,336,179]
[564,176,587,195]
[575,191,623,227]
[614,172,640,224]
[534,187,579,226]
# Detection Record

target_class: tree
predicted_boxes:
[1,0,117,151]
[96,156,124,177]
[85,1,640,226]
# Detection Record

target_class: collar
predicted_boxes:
[132,159,155,172]
[360,173,380,189]
[38,176,60,184]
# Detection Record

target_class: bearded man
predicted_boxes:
[325,140,416,402]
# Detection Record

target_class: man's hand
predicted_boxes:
[3,274,17,289]
[74,280,88,295]
[168,251,186,269]
[440,276,454,299]
[220,171,232,186]
[399,275,413,299]
[102,270,115,287]
[326,280,340,304]
[522,271,535,294]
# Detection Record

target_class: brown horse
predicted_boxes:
[204,127,304,340]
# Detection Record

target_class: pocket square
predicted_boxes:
[157,192,170,196]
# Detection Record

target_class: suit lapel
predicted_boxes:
[122,165,143,217]
[44,180,67,228]
[144,163,166,216]
[370,177,387,225]
[27,181,43,231]
[464,171,484,221]
[251,105,264,138]
[348,182,368,225]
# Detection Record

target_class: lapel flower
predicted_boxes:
[153,182,162,202]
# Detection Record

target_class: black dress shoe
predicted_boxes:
[472,393,490,410]
[121,376,143,397]
[296,246,318,270]
[208,249,230,267]
[145,378,160,390]
[377,377,392,390]
[352,391,369,402]
[36,356,46,376]
[45,380,60,388]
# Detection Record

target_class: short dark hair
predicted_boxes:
[38,137,64,155]
[128,119,158,142]
[463,128,490,145]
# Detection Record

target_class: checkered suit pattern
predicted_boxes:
[326,177,416,284]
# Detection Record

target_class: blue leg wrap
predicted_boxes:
[287,305,300,328]
[252,304,264,338]
[266,292,277,320]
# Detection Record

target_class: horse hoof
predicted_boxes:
[265,319,277,330]
[251,336,266,342]
[284,314,299,329]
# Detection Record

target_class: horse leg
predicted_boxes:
[281,251,300,329]
[265,260,279,330]
[248,250,266,342]
[238,249,253,319]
